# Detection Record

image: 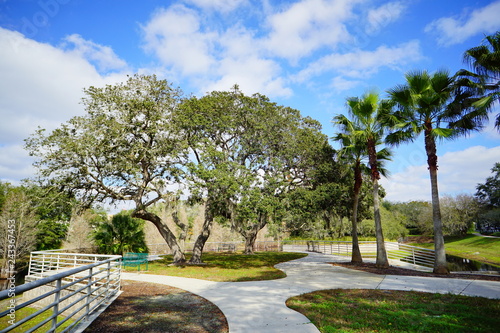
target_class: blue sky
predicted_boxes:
[0,0,499,204]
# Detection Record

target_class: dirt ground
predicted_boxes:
[84,280,229,333]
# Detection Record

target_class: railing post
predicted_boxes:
[412,248,416,265]
[41,252,46,277]
[28,252,34,276]
[105,261,111,304]
[51,278,61,332]
[85,267,93,321]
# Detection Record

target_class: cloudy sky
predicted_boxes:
[0,0,499,204]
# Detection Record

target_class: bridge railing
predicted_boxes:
[0,250,121,333]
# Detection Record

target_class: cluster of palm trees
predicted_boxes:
[333,32,499,274]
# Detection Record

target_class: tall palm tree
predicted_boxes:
[387,69,488,274]
[456,31,500,130]
[333,91,393,268]
[332,130,366,264]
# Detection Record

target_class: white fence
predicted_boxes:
[0,250,121,333]
[147,239,435,268]
[147,240,282,255]
[283,240,435,267]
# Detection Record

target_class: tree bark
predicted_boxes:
[425,127,449,274]
[132,209,186,264]
[171,210,189,252]
[239,214,268,255]
[189,200,214,264]
[351,161,363,264]
[373,180,389,268]
[368,139,389,269]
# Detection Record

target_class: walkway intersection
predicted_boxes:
[121,252,500,333]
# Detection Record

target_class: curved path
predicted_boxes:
[122,252,500,333]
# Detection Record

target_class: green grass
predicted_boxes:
[0,306,74,333]
[410,234,500,266]
[287,289,500,333]
[123,251,308,282]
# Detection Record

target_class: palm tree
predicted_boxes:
[387,69,488,274]
[332,130,366,264]
[456,31,500,130]
[333,91,393,268]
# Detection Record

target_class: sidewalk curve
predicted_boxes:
[121,252,500,333]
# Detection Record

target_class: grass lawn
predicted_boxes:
[0,306,73,333]
[122,251,308,282]
[410,234,500,266]
[287,289,500,333]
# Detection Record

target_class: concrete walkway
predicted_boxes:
[121,252,500,333]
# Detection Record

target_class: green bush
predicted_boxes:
[93,212,148,255]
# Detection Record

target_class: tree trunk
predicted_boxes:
[368,139,389,269]
[373,180,389,268]
[132,209,186,264]
[244,230,258,255]
[241,215,268,255]
[171,210,189,252]
[425,128,449,274]
[189,201,214,264]
[351,161,363,264]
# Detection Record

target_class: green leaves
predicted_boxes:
[26,74,186,207]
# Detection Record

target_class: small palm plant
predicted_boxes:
[93,212,148,255]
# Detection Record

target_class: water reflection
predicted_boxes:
[446,254,500,272]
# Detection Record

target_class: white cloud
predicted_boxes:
[141,5,291,97]
[263,0,361,61]
[425,0,500,46]
[0,28,128,183]
[330,76,362,92]
[381,146,500,202]
[141,5,217,76]
[366,1,406,34]
[294,40,422,82]
[184,0,248,12]
[0,144,36,185]
[61,34,129,73]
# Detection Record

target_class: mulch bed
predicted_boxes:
[84,280,229,333]
[331,261,500,281]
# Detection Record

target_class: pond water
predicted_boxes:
[446,254,500,272]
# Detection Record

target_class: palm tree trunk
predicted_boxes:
[373,180,389,268]
[425,130,449,274]
[351,161,363,264]
[368,139,389,268]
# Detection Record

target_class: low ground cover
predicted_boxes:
[409,234,500,266]
[287,289,500,333]
[122,252,308,282]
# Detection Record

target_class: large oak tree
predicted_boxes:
[26,74,189,264]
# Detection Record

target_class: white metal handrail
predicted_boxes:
[282,240,435,267]
[0,251,121,333]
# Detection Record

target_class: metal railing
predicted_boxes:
[147,240,282,255]
[0,251,121,333]
[283,240,435,267]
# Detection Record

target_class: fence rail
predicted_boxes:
[282,240,435,267]
[0,250,121,333]
[147,240,282,255]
